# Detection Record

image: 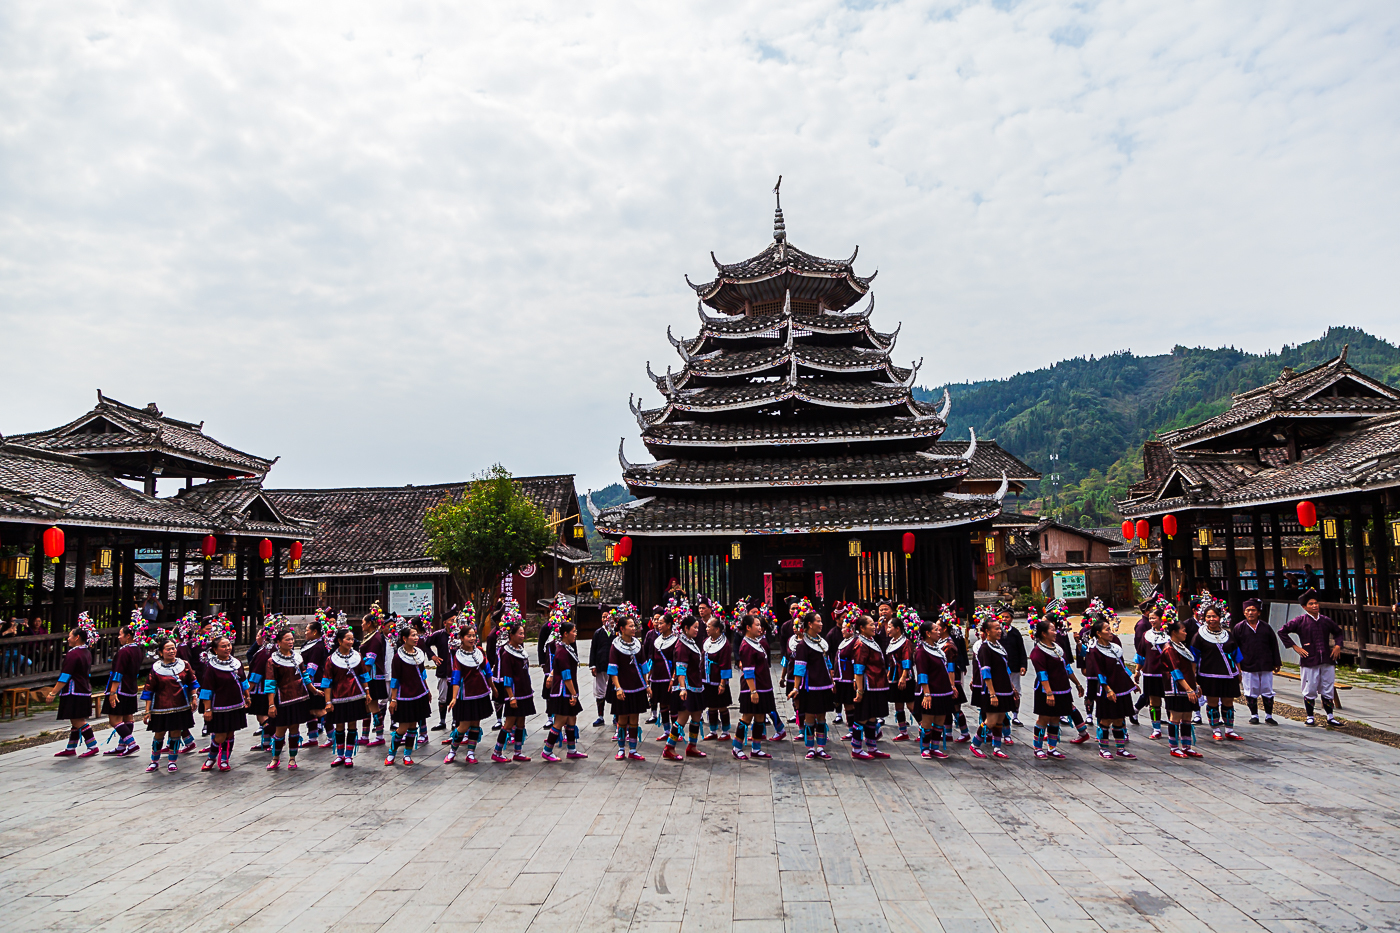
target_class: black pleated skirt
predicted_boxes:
[272,698,315,728]
[739,690,777,716]
[453,695,495,723]
[326,697,371,725]
[56,695,93,721]
[1139,673,1166,698]
[1200,676,1240,699]
[918,694,958,717]
[546,694,583,717]
[368,680,389,701]
[674,690,706,714]
[1094,693,1134,721]
[702,683,732,708]
[889,680,918,705]
[147,708,195,732]
[975,691,1015,714]
[102,694,138,717]
[210,709,249,733]
[501,694,536,717]
[1165,694,1198,714]
[610,689,650,716]
[834,682,856,705]
[855,691,889,722]
[797,688,835,715]
[391,695,432,725]
[1033,690,1073,718]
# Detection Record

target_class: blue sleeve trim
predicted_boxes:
[980,666,993,679]
[642,660,652,676]
[264,681,276,694]
[503,676,514,688]
[248,673,263,685]
[742,667,756,679]
[57,673,71,684]
[359,674,370,684]
[607,664,619,676]
[917,673,929,685]
[793,661,808,678]
[320,678,332,689]
[675,663,688,678]
[451,671,462,685]
[1098,675,1107,684]
[901,660,912,670]
[560,669,572,681]
[140,690,152,701]
[854,664,866,675]
[1038,671,1049,682]
[109,672,121,684]
[1171,670,1185,682]
[720,668,732,679]
[390,678,400,689]
[198,689,213,700]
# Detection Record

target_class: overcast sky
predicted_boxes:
[3,1,1398,495]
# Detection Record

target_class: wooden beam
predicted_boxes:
[1251,510,1269,600]
[72,533,88,626]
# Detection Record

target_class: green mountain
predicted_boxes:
[913,326,1400,527]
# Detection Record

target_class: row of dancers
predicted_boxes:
[43,587,1300,771]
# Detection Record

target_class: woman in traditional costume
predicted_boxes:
[608,614,651,760]
[199,632,248,772]
[141,634,198,773]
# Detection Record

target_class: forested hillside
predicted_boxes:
[914,327,1400,526]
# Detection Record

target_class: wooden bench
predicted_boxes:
[1,687,30,720]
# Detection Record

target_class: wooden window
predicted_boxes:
[1066,550,1085,563]
[856,550,897,602]
[676,554,730,604]
[750,300,782,318]
[791,299,818,316]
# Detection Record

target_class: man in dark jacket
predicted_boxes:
[1232,598,1281,725]
[588,614,613,726]
[1278,589,1343,726]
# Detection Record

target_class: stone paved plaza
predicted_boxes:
[3,676,1400,933]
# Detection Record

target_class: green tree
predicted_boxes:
[423,464,553,636]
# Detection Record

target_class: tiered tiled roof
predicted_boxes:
[1121,351,1400,516]
[1157,351,1400,452]
[604,200,1023,535]
[9,391,275,479]
[0,442,310,539]
[264,476,581,576]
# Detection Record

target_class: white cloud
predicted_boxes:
[2,1,1397,493]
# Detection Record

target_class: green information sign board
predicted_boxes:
[1052,570,1087,600]
[388,581,434,617]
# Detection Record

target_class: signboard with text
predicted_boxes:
[389,581,434,617]
[1052,570,1087,600]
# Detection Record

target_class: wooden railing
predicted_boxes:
[0,627,124,691]
[1320,602,1400,663]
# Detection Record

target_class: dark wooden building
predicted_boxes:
[1119,349,1400,664]
[593,194,1026,615]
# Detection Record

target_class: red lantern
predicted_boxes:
[1136,520,1150,542]
[201,535,217,559]
[290,541,303,561]
[42,526,65,562]
[617,536,632,559]
[1121,520,1135,542]
[1297,501,1317,530]
[1162,514,1177,540]
[259,538,273,563]
[902,532,916,555]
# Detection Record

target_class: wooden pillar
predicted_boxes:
[199,551,213,617]
[1373,495,1393,609]
[271,544,282,614]
[110,543,122,624]
[52,542,67,631]
[28,540,44,624]
[1336,516,1351,601]
[1224,516,1242,619]
[175,540,187,617]
[119,544,136,625]
[1321,524,1338,601]
[1160,522,1173,601]
[158,539,172,624]
[1251,511,1269,600]
[233,541,246,641]
[1349,503,1370,669]
[1269,511,1286,600]
[73,533,88,626]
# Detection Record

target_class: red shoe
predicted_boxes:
[53,748,76,758]
[201,759,216,772]
[1115,750,1137,760]
[541,752,561,763]
[441,738,453,745]
[512,754,530,763]
[267,759,281,771]
[970,747,987,759]
[750,750,772,759]
[288,759,299,771]
[663,747,683,761]
[343,758,354,768]
[954,734,971,744]
[383,756,396,767]
[851,750,873,761]
[218,757,232,772]
[491,753,511,763]
[1047,749,1066,759]
[1069,733,1090,744]
[1002,737,1015,747]
[868,749,891,759]
[1034,749,1048,760]
[921,749,933,759]
[627,751,646,761]
[77,747,99,758]
[331,756,345,767]
[1150,730,1162,739]
[656,734,668,743]
[732,749,749,761]
[402,756,414,766]
[703,733,719,742]
[930,749,949,759]
[1184,748,1204,758]
[567,751,588,759]
[1225,732,1244,742]
[1213,731,1225,742]
[366,737,385,748]
[615,750,627,761]
[1170,748,1189,759]
[891,733,910,742]
[685,745,707,758]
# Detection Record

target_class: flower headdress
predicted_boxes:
[128,609,150,644]
[1084,597,1119,629]
[413,595,433,626]
[664,594,692,620]
[366,602,385,626]
[896,605,923,640]
[176,611,204,646]
[756,603,777,627]
[790,596,814,617]
[259,613,289,645]
[206,613,236,646]
[1151,593,1179,625]
[1201,594,1231,627]
[937,602,959,632]
[74,612,99,647]
[139,626,175,653]
[500,597,522,629]
[972,605,1000,631]
[1042,599,1069,628]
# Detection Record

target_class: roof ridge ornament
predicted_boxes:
[773,175,785,243]
[938,387,952,421]
[667,326,693,363]
[697,300,744,325]
[647,361,664,387]
[665,367,678,397]
[835,293,873,319]
[940,470,1004,502]
[629,393,650,430]
[917,427,976,461]
[585,491,601,521]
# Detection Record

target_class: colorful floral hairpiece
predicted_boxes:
[664,594,692,619]
[1042,599,1069,626]
[175,611,203,646]
[937,602,959,631]
[972,605,1000,630]
[139,626,175,653]
[74,612,99,647]
[366,602,384,625]
[500,597,522,629]
[896,605,923,640]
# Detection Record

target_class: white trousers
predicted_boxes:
[1241,671,1274,698]
[593,673,609,700]
[1300,665,1336,701]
